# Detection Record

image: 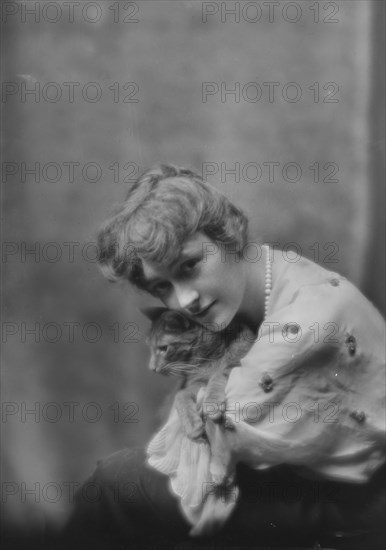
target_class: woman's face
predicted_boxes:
[140,232,248,330]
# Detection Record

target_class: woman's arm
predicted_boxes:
[210,277,386,483]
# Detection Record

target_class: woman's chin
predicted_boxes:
[201,311,235,332]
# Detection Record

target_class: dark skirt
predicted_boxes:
[62,447,385,550]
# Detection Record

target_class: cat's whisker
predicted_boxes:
[159,362,202,376]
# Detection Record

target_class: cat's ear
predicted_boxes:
[174,312,194,331]
[137,307,194,331]
[137,306,169,322]
[159,311,193,332]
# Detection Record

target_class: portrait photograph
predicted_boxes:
[1,1,385,549]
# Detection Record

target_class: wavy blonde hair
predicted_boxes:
[97,164,249,290]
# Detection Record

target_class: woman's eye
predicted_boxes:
[182,259,199,274]
[152,282,170,296]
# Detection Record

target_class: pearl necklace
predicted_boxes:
[262,244,272,320]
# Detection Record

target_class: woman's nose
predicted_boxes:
[174,284,200,312]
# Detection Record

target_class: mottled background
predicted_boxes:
[1,0,385,546]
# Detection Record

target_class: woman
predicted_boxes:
[64,164,385,549]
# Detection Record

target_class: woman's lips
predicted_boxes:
[194,302,215,318]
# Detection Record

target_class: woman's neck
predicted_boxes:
[236,250,268,333]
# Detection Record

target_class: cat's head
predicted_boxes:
[139,307,193,332]
[139,307,218,376]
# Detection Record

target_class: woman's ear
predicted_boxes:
[137,306,169,322]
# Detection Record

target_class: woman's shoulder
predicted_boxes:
[227,251,385,483]
[233,249,385,394]
[269,249,385,327]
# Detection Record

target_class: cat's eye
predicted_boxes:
[157,345,168,354]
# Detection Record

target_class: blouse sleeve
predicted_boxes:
[210,275,386,484]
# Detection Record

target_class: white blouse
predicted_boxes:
[218,255,385,483]
[147,255,386,536]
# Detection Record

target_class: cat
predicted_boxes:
[141,307,255,441]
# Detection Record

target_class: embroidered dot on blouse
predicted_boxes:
[260,373,274,392]
[350,410,366,423]
[345,334,356,356]
[330,278,340,287]
[284,323,299,335]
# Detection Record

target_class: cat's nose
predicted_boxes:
[149,357,157,371]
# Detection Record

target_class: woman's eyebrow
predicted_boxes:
[142,249,201,286]
[176,244,203,262]
[168,251,200,272]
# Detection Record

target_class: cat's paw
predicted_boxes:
[202,377,229,425]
